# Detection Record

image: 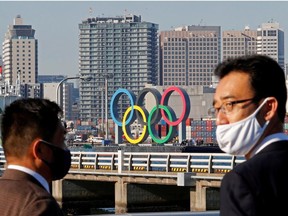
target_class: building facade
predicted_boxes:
[20,83,42,98]
[256,22,285,70]
[2,15,38,87]
[0,56,2,78]
[159,25,221,87]
[38,75,66,84]
[222,27,257,61]
[39,75,80,121]
[222,22,285,71]
[78,14,159,125]
[143,84,215,120]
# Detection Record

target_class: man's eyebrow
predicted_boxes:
[213,95,235,106]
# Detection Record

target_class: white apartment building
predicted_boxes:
[78,14,159,125]
[2,15,38,87]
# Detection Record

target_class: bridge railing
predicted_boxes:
[70,150,245,174]
[0,149,245,174]
[0,150,5,171]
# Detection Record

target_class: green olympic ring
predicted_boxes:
[147,105,177,144]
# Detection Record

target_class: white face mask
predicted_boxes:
[216,98,270,155]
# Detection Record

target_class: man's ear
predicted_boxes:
[265,97,278,121]
[31,139,43,159]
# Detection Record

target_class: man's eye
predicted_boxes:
[214,108,220,113]
[225,102,233,107]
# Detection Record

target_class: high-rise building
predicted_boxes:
[2,15,38,87]
[222,22,285,71]
[222,27,257,61]
[0,56,2,82]
[78,14,159,125]
[257,22,285,70]
[159,25,221,87]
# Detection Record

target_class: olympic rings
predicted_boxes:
[161,86,190,126]
[110,86,190,144]
[110,88,136,126]
[135,88,162,125]
[122,105,149,143]
[147,105,177,144]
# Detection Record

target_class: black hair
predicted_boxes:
[214,54,287,123]
[1,98,63,157]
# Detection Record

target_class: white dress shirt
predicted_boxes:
[7,164,50,193]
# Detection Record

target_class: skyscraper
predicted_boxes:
[159,25,221,87]
[78,14,158,125]
[222,27,257,61]
[222,22,285,71]
[2,15,38,89]
[257,22,285,70]
[0,56,2,81]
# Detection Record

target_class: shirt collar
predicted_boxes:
[7,165,50,193]
[250,133,288,157]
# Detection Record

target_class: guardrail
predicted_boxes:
[0,149,245,174]
[0,150,5,171]
[70,150,245,174]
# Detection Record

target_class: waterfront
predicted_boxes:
[80,210,220,216]
[1,146,228,216]
[71,206,220,216]
[57,148,233,215]
[65,207,220,216]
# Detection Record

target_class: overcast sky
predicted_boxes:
[1,1,288,77]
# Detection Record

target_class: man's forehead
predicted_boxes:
[214,72,254,101]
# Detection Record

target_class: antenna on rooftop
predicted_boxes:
[268,18,274,23]
[89,7,93,17]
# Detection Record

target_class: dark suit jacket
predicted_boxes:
[220,140,288,216]
[0,169,64,216]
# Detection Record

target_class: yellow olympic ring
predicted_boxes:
[122,105,148,144]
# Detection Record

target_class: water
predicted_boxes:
[79,210,220,216]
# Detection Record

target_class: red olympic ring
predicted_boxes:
[160,86,190,126]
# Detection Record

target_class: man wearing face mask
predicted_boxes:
[213,54,288,216]
[0,98,71,216]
